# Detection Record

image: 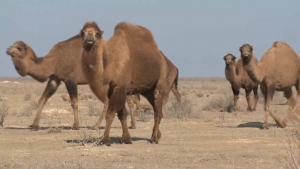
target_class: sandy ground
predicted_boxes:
[0,77,297,169]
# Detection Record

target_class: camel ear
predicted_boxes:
[233,56,236,61]
[79,30,84,37]
[223,56,226,61]
[251,46,254,51]
[100,31,104,36]
[239,46,242,52]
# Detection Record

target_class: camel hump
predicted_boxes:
[272,41,289,48]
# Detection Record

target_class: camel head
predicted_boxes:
[223,53,236,65]
[240,44,254,59]
[80,22,104,46]
[6,41,35,76]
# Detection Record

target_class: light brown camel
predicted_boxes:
[6,40,140,129]
[224,53,259,111]
[80,22,180,145]
[240,42,300,129]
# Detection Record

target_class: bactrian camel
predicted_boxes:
[80,22,181,146]
[6,40,140,129]
[224,53,259,111]
[240,42,300,129]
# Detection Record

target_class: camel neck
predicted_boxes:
[242,55,264,83]
[225,62,240,82]
[27,56,56,82]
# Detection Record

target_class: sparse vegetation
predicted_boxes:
[24,93,32,101]
[164,96,192,120]
[196,91,204,97]
[202,93,233,112]
[0,103,9,127]
[87,101,102,116]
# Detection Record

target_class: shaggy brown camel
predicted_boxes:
[80,22,180,145]
[240,42,300,129]
[6,40,140,129]
[224,53,259,111]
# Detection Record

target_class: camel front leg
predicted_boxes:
[65,80,80,130]
[100,86,130,146]
[91,100,108,130]
[30,77,61,128]
[231,86,240,111]
[245,85,253,112]
[252,86,259,111]
[262,84,275,129]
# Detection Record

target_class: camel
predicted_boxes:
[224,53,259,111]
[79,22,181,145]
[240,42,300,129]
[6,40,140,129]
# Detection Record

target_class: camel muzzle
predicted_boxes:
[85,34,95,44]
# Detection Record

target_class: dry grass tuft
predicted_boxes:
[203,93,233,112]
[0,103,9,127]
[87,101,102,116]
[29,99,38,110]
[195,91,204,97]
[163,96,192,120]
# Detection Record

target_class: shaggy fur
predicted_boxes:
[240,42,300,129]
[224,53,259,111]
[80,22,180,145]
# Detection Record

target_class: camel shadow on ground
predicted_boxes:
[237,122,278,128]
[65,136,149,145]
[2,126,105,131]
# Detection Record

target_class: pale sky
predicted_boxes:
[1,0,300,77]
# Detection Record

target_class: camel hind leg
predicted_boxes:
[127,96,137,129]
[30,77,60,129]
[252,86,259,111]
[142,87,164,144]
[171,83,181,103]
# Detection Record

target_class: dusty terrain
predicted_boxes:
[0,77,298,169]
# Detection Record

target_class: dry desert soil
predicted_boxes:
[0,77,299,169]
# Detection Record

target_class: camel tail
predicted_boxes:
[171,69,181,103]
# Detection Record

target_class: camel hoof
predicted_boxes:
[71,124,80,130]
[260,123,269,130]
[29,124,39,129]
[252,108,256,111]
[148,140,158,144]
[98,138,111,146]
[128,126,136,129]
[247,108,253,112]
[119,139,132,144]
[90,125,99,130]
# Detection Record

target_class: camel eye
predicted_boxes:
[17,47,22,51]
[96,32,101,38]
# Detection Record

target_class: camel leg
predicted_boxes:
[284,88,297,108]
[171,83,181,103]
[127,96,137,129]
[91,100,108,130]
[245,85,253,112]
[261,83,275,129]
[252,86,259,111]
[231,86,240,110]
[65,80,80,130]
[30,78,60,128]
[143,88,163,144]
[100,86,130,146]
[118,107,132,144]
